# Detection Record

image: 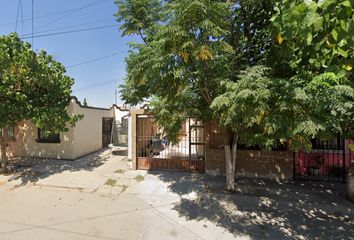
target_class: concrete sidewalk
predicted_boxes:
[0,148,139,193]
[0,150,353,239]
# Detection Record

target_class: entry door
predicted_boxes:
[102,118,113,148]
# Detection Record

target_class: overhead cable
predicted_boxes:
[15,0,21,32]
[34,0,109,32]
[21,24,118,39]
[21,18,113,37]
[73,80,117,92]
[66,51,126,69]
[0,2,106,28]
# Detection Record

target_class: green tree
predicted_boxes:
[0,33,81,172]
[270,0,354,139]
[116,0,275,191]
[271,0,354,81]
[214,0,354,179]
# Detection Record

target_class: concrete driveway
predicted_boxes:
[0,149,353,239]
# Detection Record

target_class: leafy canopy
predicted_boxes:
[272,0,354,81]
[116,0,353,149]
[116,0,274,141]
[0,33,81,132]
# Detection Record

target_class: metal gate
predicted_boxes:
[136,115,205,173]
[102,117,113,148]
[294,137,350,182]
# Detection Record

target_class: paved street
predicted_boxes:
[0,149,353,239]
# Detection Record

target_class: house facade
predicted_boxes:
[129,108,353,181]
[4,97,128,160]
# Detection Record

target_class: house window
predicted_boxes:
[36,128,60,143]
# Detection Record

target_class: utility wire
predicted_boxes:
[34,0,109,32]
[20,0,24,35]
[0,3,106,28]
[73,80,116,92]
[66,51,125,69]
[21,18,113,37]
[15,0,21,32]
[31,0,34,47]
[21,24,118,39]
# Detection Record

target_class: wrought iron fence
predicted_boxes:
[294,137,350,183]
[136,115,205,172]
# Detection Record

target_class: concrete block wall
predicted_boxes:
[205,122,294,180]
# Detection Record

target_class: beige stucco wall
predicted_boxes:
[71,99,114,159]
[205,148,293,180]
[204,122,294,180]
[8,121,75,159]
[6,98,115,160]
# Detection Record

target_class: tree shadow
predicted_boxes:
[4,148,112,188]
[149,171,354,239]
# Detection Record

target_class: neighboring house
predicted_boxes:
[129,108,353,182]
[4,96,129,160]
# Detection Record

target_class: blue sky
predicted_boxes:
[0,0,137,108]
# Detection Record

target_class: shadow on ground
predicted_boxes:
[2,148,120,187]
[149,171,354,239]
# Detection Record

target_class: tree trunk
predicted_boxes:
[223,130,239,192]
[0,128,8,173]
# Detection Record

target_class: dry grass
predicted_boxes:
[134,175,145,182]
[121,184,128,192]
[104,178,117,186]
[114,169,125,174]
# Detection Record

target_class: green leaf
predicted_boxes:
[332,28,338,41]
[340,20,348,32]
[341,0,352,7]
[349,144,354,151]
[306,32,313,45]
[314,17,323,31]
[337,48,348,58]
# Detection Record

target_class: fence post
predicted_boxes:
[293,151,296,181]
[343,138,346,183]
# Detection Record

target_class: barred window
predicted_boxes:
[36,128,60,143]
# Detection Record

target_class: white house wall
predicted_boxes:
[71,98,114,159]
[7,97,114,160]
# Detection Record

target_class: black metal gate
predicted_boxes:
[102,117,113,148]
[294,137,350,182]
[136,115,205,172]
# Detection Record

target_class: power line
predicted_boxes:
[21,18,113,37]
[66,51,126,69]
[34,0,109,32]
[20,0,24,35]
[0,3,106,28]
[73,80,117,92]
[31,0,34,47]
[15,0,21,32]
[21,24,118,39]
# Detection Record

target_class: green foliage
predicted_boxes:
[0,33,80,133]
[116,0,235,141]
[114,0,163,42]
[349,144,354,151]
[272,0,354,81]
[230,0,274,73]
[212,65,354,150]
[270,0,354,145]
[116,0,353,150]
